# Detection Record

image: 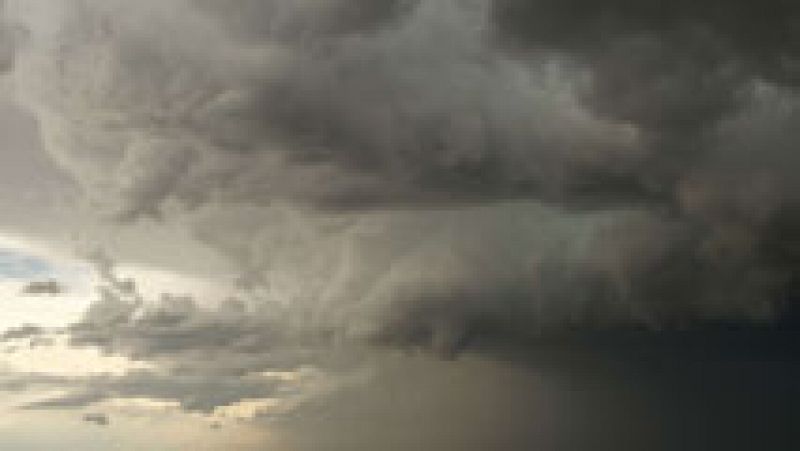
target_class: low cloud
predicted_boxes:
[20,279,66,296]
[23,370,290,414]
[0,324,44,341]
[81,412,108,426]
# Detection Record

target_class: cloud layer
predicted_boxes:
[8,0,796,332]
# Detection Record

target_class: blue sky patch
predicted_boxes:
[0,248,56,280]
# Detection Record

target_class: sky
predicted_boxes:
[0,1,797,450]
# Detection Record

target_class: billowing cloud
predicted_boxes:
[10,0,645,218]
[492,0,800,86]
[4,0,796,352]
[0,2,797,447]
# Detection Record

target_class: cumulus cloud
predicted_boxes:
[67,256,332,370]
[10,0,646,218]
[2,0,796,357]
[0,260,334,415]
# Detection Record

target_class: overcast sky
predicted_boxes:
[0,1,798,450]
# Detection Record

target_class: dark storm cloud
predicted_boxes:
[1,5,797,449]
[491,0,800,189]
[488,0,800,239]
[24,0,786,215]
[0,4,800,450]
[11,0,645,219]
[193,0,415,43]
[492,0,800,86]
[6,0,798,358]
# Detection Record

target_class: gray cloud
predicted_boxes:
[68,257,337,374]
[492,0,799,197]
[492,0,800,85]
[2,0,794,356]
[0,305,314,414]
[81,413,108,426]
[10,0,645,219]
[9,0,796,217]
[23,369,287,414]
[0,0,19,73]
[20,278,66,296]
[192,0,415,43]
[0,260,334,415]
[0,324,44,341]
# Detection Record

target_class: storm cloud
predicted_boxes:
[1,2,798,448]
[2,0,797,356]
